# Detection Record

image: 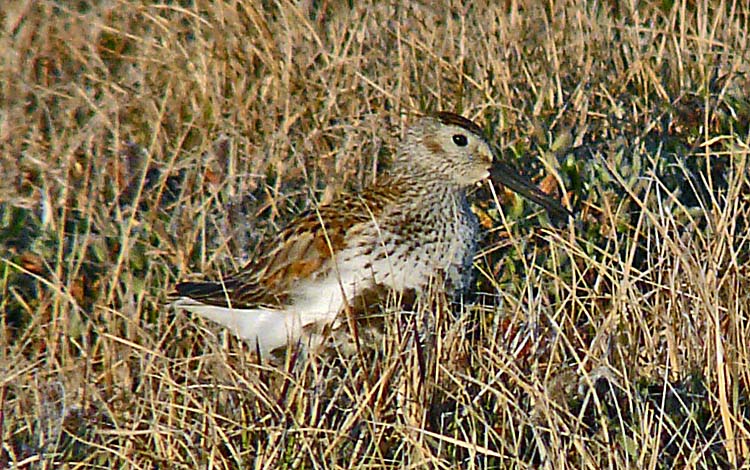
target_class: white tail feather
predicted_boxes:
[173,298,303,355]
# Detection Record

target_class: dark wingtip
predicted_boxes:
[175,281,216,297]
[171,281,230,303]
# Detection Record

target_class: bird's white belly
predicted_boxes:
[294,243,434,315]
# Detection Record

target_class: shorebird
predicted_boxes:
[172,112,568,356]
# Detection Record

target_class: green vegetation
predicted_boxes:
[1,1,748,467]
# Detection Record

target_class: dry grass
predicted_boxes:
[2,0,750,468]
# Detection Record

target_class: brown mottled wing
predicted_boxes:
[174,176,406,309]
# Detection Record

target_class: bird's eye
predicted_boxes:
[452,134,468,147]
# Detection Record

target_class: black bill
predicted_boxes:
[490,161,573,222]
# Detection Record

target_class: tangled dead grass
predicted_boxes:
[1,0,749,467]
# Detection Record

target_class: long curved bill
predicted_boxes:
[490,161,573,222]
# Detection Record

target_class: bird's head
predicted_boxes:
[395,112,494,187]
